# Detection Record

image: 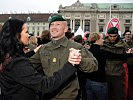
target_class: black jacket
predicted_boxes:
[0,57,76,100]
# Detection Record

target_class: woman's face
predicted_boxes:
[20,24,30,45]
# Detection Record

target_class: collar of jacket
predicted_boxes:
[50,36,68,48]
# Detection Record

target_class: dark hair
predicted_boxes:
[123,30,131,36]
[74,35,83,44]
[0,19,25,64]
[85,33,90,38]
[65,32,73,39]
[41,30,51,40]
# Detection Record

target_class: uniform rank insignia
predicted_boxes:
[53,58,56,63]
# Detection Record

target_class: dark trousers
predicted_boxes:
[0,88,1,100]
[85,79,108,100]
[76,69,87,100]
[0,95,2,100]
[106,75,126,100]
[127,66,133,100]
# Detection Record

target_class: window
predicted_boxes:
[125,20,130,23]
[99,19,104,23]
[112,4,118,9]
[37,27,40,30]
[37,32,40,36]
[43,27,45,30]
[99,26,104,32]
[75,19,80,32]
[67,19,70,28]
[114,5,117,9]
[84,20,90,32]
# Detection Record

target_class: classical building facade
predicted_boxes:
[0,1,133,36]
[58,0,133,34]
[0,13,51,36]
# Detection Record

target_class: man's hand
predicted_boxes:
[68,48,81,65]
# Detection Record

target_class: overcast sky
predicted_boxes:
[0,0,133,14]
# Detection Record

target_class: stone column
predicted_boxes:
[73,19,75,32]
[80,19,82,29]
[83,20,85,32]
[70,19,73,31]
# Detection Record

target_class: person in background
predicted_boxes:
[86,33,108,100]
[123,30,133,100]
[74,34,87,100]
[30,14,98,100]
[83,32,91,49]
[83,31,90,41]
[102,27,128,100]
[37,30,51,45]
[24,35,42,58]
[0,24,2,31]
[123,30,133,48]
[74,35,84,45]
[28,36,38,51]
[0,18,82,100]
[86,32,133,100]
[65,31,74,40]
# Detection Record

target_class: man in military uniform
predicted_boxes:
[102,27,128,100]
[30,14,98,100]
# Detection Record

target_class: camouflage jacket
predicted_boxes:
[102,37,127,76]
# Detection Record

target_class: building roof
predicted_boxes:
[59,1,133,12]
[84,3,133,9]
[0,13,52,22]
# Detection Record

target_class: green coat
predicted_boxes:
[102,37,127,76]
[30,36,98,99]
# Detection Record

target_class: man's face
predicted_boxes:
[49,21,68,40]
[125,32,132,41]
[108,34,118,43]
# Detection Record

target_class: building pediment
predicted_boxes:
[71,0,84,7]
[59,0,89,11]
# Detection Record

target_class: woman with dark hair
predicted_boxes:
[0,19,81,100]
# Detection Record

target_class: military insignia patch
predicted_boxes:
[53,58,56,63]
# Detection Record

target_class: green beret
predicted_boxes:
[107,27,118,34]
[48,14,66,27]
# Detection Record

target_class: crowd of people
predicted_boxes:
[0,14,133,100]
